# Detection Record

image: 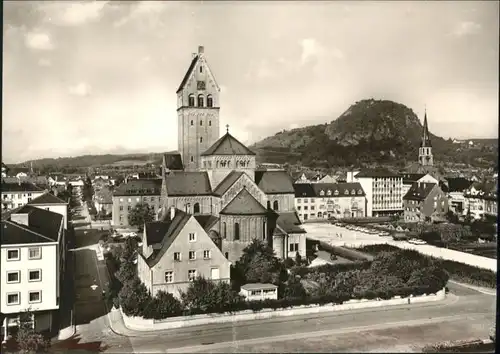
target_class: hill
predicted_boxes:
[251,99,497,169]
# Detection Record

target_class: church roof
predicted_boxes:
[401,173,426,184]
[176,55,199,93]
[403,182,436,201]
[420,111,432,148]
[201,132,256,156]
[254,171,295,194]
[220,188,267,215]
[276,212,305,234]
[194,214,219,231]
[213,171,244,196]
[165,172,212,196]
[163,153,184,171]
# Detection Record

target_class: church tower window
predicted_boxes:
[234,223,240,240]
[190,120,194,126]
[223,222,227,239]
[188,94,195,107]
[267,201,271,209]
[193,203,200,214]
[209,120,212,126]
[207,95,213,107]
[273,200,279,211]
[200,137,203,143]
[200,120,203,126]
[197,94,204,107]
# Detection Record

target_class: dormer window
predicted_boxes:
[334,190,339,196]
[207,95,213,107]
[351,189,355,195]
[344,190,349,195]
[320,190,325,196]
[327,190,332,196]
[188,94,195,107]
[358,190,363,195]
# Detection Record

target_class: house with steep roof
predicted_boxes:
[94,186,113,216]
[403,182,448,222]
[347,168,403,217]
[27,192,69,230]
[1,205,66,336]
[400,173,438,199]
[137,207,230,299]
[1,182,45,211]
[293,182,366,222]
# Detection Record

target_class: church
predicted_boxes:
[154,46,306,263]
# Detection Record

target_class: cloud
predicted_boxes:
[41,1,108,26]
[300,38,326,65]
[451,21,482,37]
[38,58,52,67]
[113,1,168,28]
[68,82,92,97]
[24,32,53,50]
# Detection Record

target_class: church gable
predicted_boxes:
[220,172,266,210]
[220,188,267,215]
[176,46,220,98]
[201,133,256,156]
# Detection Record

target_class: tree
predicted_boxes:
[281,275,307,299]
[180,277,243,311]
[145,291,183,319]
[15,310,50,353]
[128,202,154,231]
[115,261,136,284]
[118,277,152,317]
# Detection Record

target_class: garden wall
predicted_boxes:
[121,288,445,331]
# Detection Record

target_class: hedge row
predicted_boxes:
[138,285,438,319]
[291,259,372,277]
[319,242,374,261]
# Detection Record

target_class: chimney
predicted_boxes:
[191,52,197,59]
[11,211,30,227]
[198,45,204,55]
[170,206,176,220]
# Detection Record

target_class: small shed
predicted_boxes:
[240,283,278,301]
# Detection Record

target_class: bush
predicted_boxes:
[118,277,153,317]
[144,291,183,319]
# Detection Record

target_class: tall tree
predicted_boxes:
[128,202,154,231]
[15,310,50,353]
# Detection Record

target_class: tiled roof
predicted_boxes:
[165,172,212,196]
[1,182,44,192]
[143,209,192,267]
[241,283,277,291]
[403,182,436,201]
[145,221,173,245]
[213,171,244,196]
[220,188,267,215]
[355,168,400,178]
[401,173,426,184]
[293,183,316,198]
[163,153,184,171]
[311,183,365,198]
[201,133,256,156]
[254,171,295,194]
[445,177,473,193]
[276,212,305,234]
[176,55,199,93]
[113,179,162,196]
[194,215,219,231]
[28,192,67,205]
[1,205,63,245]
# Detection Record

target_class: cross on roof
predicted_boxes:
[226,124,229,133]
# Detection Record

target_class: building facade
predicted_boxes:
[463,182,497,220]
[1,182,45,211]
[27,192,69,230]
[403,182,448,222]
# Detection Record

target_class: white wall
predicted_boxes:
[1,191,45,210]
[1,243,59,314]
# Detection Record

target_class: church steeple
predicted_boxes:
[418,108,433,166]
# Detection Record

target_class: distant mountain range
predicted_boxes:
[8,99,497,170]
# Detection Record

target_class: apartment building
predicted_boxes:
[293,182,366,222]
[347,169,403,217]
[403,182,448,222]
[464,182,497,219]
[112,179,163,227]
[27,192,69,230]
[1,182,45,211]
[1,205,65,337]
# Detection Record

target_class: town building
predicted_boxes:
[401,173,438,198]
[1,163,8,178]
[294,172,337,184]
[403,182,448,222]
[27,192,69,230]
[94,186,113,216]
[293,183,366,222]
[137,207,231,299]
[442,177,474,214]
[418,109,433,166]
[112,179,162,227]
[347,169,403,217]
[463,182,497,220]
[1,182,45,211]
[1,205,66,336]
[240,283,278,301]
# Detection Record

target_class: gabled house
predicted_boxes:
[403,182,448,222]
[401,173,438,198]
[464,182,497,219]
[445,177,474,214]
[137,207,231,299]
[27,192,69,230]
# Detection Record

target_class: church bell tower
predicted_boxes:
[176,46,221,171]
[418,109,433,166]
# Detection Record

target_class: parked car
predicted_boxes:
[409,238,427,245]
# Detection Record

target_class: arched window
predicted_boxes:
[207,95,213,107]
[273,200,279,211]
[267,201,271,209]
[234,222,240,240]
[200,120,203,126]
[209,120,212,126]
[188,94,195,107]
[190,120,194,126]
[197,94,204,107]
[193,202,200,214]
[223,222,227,239]
[190,156,194,162]
[263,221,266,240]
[200,137,203,143]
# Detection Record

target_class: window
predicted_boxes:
[28,198,32,202]
[304,206,308,210]
[267,201,271,209]
[188,94,195,106]
[29,247,41,260]
[119,206,123,211]
[200,66,203,73]
[200,137,203,143]
[225,252,229,259]
[189,251,196,260]
[165,271,174,283]
[28,291,41,304]
[29,269,41,282]
[289,243,299,252]
[222,222,227,239]
[234,222,240,240]
[209,120,212,126]
[127,206,131,211]
[344,190,349,195]
[7,271,20,283]
[200,120,203,126]
[128,198,132,202]
[174,252,181,261]
[327,190,332,196]
[7,249,19,261]
[120,198,123,202]
[320,190,325,196]
[193,202,200,214]
[7,292,20,305]
[188,270,197,281]
[273,200,279,211]
[207,95,213,107]
[119,215,123,221]
[203,250,211,259]
[250,290,260,296]
[190,156,194,162]
[197,94,204,107]
[189,233,196,242]
[297,206,301,210]
[334,190,339,196]
[190,120,194,126]
[297,199,301,203]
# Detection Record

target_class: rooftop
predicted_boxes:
[201,132,256,156]
[113,179,162,196]
[355,168,400,178]
[403,182,436,201]
[28,192,68,205]
[241,283,278,291]
[220,188,267,215]
[254,170,295,194]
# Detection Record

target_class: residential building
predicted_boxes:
[1,163,8,178]
[67,178,84,188]
[1,182,45,211]
[137,207,231,299]
[27,192,69,230]
[94,186,113,216]
[403,182,448,222]
[443,177,474,214]
[464,182,497,219]
[240,283,278,301]
[1,205,66,336]
[418,109,433,166]
[347,169,403,217]
[112,179,163,227]
[293,183,366,221]
[294,172,336,184]
[401,173,438,197]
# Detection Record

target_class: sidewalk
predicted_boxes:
[448,280,496,296]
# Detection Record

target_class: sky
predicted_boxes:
[2,1,499,163]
